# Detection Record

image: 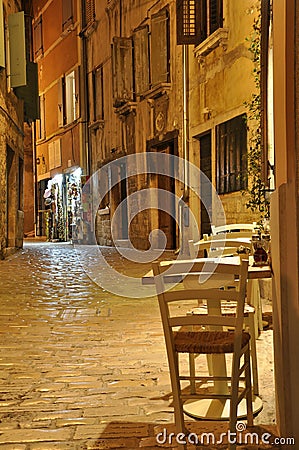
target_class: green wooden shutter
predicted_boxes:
[112,36,133,107]
[150,8,169,86]
[133,25,149,95]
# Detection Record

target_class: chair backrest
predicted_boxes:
[152,259,249,344]
[189,236,252,259]
[211,223,256,236]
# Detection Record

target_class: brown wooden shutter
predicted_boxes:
[150,8,169,86]
[57,77,65,127]
[133,25,149,95]
[176,0,202,45]
[74,66,80,120]
[62,0,73,30]
[85,0,95,25]
[33,16,43,57]
[209,0,223,34]
[93,65,104,120]
[112,36,133,107]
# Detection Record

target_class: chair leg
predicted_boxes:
[244,346,254,427]
[228,354,239,450]
[189,353,196,394]
[248,312,259,396]
[168,352,188,445]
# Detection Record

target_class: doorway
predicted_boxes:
[6,146,15,247]
[153,141,176,250]
[199,132,212,237]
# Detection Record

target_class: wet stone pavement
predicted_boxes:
[0,241,278,449]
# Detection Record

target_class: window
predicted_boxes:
[84,0,95,26]
[150,8,170,86]
[92,65,104,121]
[112,37,133,107]
[58,69,80,126]
[133,25,150,95]
[62,0,73,31]
[176,0,223,45]
[65,71,76,123]
[33,15,43,57]
[48,139,61,170]
[216,115,247,194]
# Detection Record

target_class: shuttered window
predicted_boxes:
[57,68,80,126]
[133,26,149,95]
[62,0,73,31]
[112,37,133,107]
[150,8,169,86]
[92,65,104,120]
[216,115,248,194]
[33,16,43,57]
[85,0,95,26]
[176,0,223,45]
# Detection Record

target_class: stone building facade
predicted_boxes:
[32,0,89,242]
[0,0,29,257]
[82,0,265,250]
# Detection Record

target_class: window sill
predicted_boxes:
[114,102,137,116]
[89,119,104,131]
[79,20,98,38]
[143,82,171,100]
[194,28,229,61]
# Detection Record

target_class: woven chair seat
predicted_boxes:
[174,330,250,354]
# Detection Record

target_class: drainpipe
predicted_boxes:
[79,0,90,176]
[179,44,190,255]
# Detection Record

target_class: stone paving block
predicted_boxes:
[0,428,73,443]
[73,422,150,439]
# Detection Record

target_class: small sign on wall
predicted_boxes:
[8,11,26,87]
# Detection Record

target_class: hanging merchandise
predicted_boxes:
[66,168,83,243]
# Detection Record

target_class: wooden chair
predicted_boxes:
[211,222,257,236]
[188,238,259,396]
[152,259,253,450]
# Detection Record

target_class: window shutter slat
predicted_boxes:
[112,36,133,107]
[209,0,223,34]
[150,8,169,86]
[85,0,95,25]
[133,26,149,95]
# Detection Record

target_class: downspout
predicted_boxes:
[178,44,190,255]
[79,0,90,176]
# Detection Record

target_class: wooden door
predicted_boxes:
[200,132,212,236]
[157,144,176,249]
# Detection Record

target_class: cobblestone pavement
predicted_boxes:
[0,241,278,449]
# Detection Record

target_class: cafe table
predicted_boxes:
[142,256,272,420]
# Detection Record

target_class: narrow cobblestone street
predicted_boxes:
[0,241,278,449]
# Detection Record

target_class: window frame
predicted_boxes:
[216,114,248,195]
[176,0,223,46]
[62,0,73,31]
